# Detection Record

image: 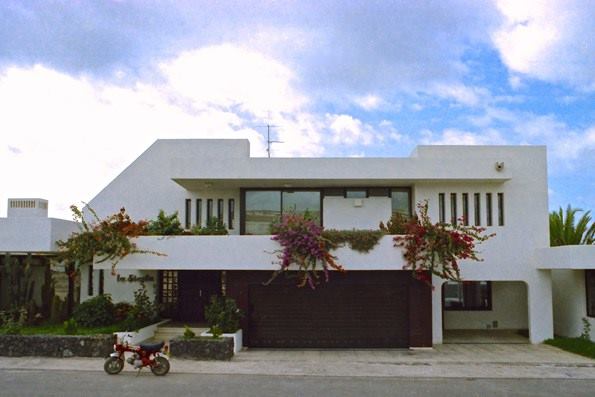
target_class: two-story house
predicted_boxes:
[80,138,584,348]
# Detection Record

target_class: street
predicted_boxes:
[1,369,594,397]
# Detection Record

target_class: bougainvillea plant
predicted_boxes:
[56,205,160,274]
[268,213,344,288]
[394,201,495,284]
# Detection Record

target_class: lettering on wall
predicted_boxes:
[116,274,155,283]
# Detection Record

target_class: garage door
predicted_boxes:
[248,272,410,348]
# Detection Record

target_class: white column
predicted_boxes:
[432,276,444,344]
[527,270,554,343]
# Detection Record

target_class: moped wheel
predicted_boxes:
[104,356,124,375]
[150,356,170,376]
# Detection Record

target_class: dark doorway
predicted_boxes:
[173,270,221,322]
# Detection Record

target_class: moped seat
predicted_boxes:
[139,341,165,353]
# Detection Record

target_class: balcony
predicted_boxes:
[93,235,406,271]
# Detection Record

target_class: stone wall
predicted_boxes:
[170,337,233,360]
[0,334,113,357]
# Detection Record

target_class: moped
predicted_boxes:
[104,333,170,376]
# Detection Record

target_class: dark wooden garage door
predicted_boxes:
[248,272,409,348]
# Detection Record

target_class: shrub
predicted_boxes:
[123,283,159,330]
[379,212,410,234]
[183,325,196,339]
[147,210,184,235]
[73,294,115,327]
[191,218,228,235]
[0,307,27,335]
[204,296,242,334]
[113,302,133,322]
[322,229,384,253]
[63,318,78,335]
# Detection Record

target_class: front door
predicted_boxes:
[176,270,221,322]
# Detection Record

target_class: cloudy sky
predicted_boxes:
[1,0,594,219]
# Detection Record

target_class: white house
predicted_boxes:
[71,138,595,348]
[0,198,79,314]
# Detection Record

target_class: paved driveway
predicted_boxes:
[0,344,593,379]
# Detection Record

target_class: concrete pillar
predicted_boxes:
[432,276,444,344]
[527,270,554,343]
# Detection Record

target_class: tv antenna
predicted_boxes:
[255,124,283,158]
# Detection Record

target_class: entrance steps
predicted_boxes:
[153,323,208,343]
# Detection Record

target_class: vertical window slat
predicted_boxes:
[497,193,504,226]
[450,193,458,224]
[207,199,213,224]
[486,193,493,226]
[228,199,235,229]
[196,199,202,227]
[474,193,481,226]
[185,199,192,229]
[438,193,446,223]
[462,193,469,226]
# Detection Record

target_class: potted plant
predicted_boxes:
[200,295,243,353]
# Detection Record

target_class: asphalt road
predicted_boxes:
[1,369,595,397]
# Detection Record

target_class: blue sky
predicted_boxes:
[0,0,593,218]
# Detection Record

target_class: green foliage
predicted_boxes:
[147,210,184,235]
[545,337,595,360]
[2,253,35,316]
[204,296,242,333]
[56,206,155,273]
[122,283,159,330]
[581,317,592,340]
[73,294,115,327]
[209,325,223,338]
[550,205,595,246]
[183,325,196,339]
[0,307,27,335]
[113,302,133,322]
[322,229,384,253]
[50,295,68,324]
[395,201,494,283]
[379,212,410,235]
[191,217,228,235]
[63,318,78,335]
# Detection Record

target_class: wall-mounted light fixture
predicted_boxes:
[495,162,504,172]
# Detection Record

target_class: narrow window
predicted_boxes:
[462,193,469,226]
[228,199,235,229]
[391,188,412,217]
[497,193,504,226]
[217,199,224,224]
[368,188,389,197]
[438,193,446,223]
[323,188,344,197]
[486,193,493,226]
[88,264,94,296]
[345,189,367,198]
[185,199,192,229]
[98,269,104,295]
[196,199,202,227]
[443,281,492,311]
[207,199,213,224]
[474,193,481,226]
[586,270,595,317]
[450,193,458,224]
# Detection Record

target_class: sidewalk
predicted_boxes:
[1,344,594,379]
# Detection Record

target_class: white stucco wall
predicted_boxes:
[80,264,157,304]
[86,140,555,344]
[323,197,391,230]
[443,281,528,330]
[552,269,595,342]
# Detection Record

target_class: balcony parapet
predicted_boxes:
[93,235,406,271]
[535,245,595,269]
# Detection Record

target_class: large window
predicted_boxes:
[391,188,411,217]
[244,190,321,235]
[587,270,595,317]
[443,281,492,311]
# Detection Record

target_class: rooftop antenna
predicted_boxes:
[265,123,283,158]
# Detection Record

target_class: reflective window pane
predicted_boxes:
[245,191,281,235]
[282,191,321,224]
[392,189,411,216]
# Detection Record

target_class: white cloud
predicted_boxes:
[354,94,384,111]
[327,114,374,146]
[422,128,506,145]
[430,83,490,106]
[492,0,595,89]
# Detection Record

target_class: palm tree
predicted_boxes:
[550,205,595,246]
